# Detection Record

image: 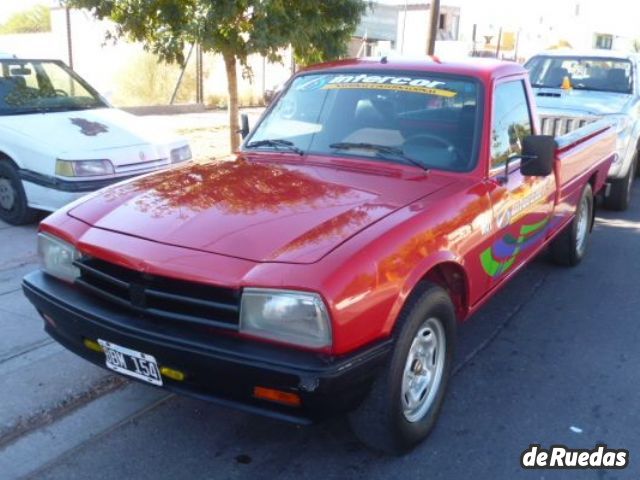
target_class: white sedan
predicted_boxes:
[0,56,191,224]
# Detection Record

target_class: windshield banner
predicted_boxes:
[296,75,458,97]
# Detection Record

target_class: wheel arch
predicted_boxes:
[384,253,470,335]
[0,148,21,168]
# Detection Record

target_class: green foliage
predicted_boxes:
[65,0,368,67]
[0,4,52,35]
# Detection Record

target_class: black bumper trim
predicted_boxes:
[19,169,138,192]
[22,271,392,422]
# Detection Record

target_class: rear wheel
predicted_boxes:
[604,156,635,211]
[550,183,593,266]
[0,161,38,225]
[348,282,456,454]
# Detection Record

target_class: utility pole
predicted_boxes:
[400,0,408,54]
[65,7,74,70]
[427,0,441,55]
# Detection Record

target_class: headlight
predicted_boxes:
[38,233,80,283]
[56,159,115,177]
[240,288,332,348]
[170,145,192,164]
[609,115,632,164]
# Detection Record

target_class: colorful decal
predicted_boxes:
[70,118,109,136]
[296,74,457,97]
[495,176,554,229]
[481,216,554,278]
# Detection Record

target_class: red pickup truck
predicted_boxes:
[23,58,615,453]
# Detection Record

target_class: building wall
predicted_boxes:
[396,5,461,56]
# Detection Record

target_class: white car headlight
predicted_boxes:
[170,145,192,164]
[56,159,115,177]
[609,115,632,164]
[240,288,332,348]
[38,233,80,283]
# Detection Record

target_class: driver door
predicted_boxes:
[482,79,556,287]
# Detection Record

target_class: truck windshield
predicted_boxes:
[0,59,107,115]
[245,72,481,172]
[526,56,633,94]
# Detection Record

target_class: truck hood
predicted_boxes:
[0,107,183,157]
[533,88,631,116]
[68,156,453,264]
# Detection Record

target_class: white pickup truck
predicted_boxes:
[0,55,192,224]
[525,50,640,210]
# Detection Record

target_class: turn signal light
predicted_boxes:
[160,366,185,382]
[253,386,301,407]
[83,338,103,353]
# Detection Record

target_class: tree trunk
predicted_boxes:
[223,51,240,152]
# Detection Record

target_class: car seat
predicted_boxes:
[545,67,569,88]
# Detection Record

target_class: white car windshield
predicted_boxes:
[245,72,481,172]
[526,56,633,94]
[0,60,107,115]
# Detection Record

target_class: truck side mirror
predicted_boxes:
[520,135,556,176]
[240,114,250,139]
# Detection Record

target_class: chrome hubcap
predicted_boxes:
[0,178,15,210]
[401,317,446,423]
[575,194,589,256]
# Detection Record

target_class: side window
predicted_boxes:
[491,80,532,170]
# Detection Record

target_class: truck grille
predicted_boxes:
[115,158,170,174]
[540,116,596,137]
[74,257,241,332]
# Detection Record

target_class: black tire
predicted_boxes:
[604,157,635,211]
[0,160,38,225]
[550,183,593,267]
[348,282,456,454]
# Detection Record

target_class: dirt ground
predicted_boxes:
[146,108,265,160]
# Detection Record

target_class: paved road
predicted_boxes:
[1,185,639,479]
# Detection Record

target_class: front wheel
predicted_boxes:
[550,183,593,266]
[348,282,456,454]
[604,156,635,211]
[0,161,38,225]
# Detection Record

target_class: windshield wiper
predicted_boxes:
[329,142,428,171]
[245,139,304,156]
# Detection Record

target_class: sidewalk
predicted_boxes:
[0,222,120,446]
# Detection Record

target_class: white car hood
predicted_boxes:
[0,107,184,161]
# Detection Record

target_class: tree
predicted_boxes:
[0,4,51,35]
[65,0,368,152]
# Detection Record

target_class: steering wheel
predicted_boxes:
[403,133,467,171]
[54,89,69,97]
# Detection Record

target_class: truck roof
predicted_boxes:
[529,49,640,62]
[302,56,527,81]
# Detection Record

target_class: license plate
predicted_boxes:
[98,340,163,386]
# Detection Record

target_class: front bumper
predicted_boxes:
[20,171,141,212]
[22,271,391,424]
